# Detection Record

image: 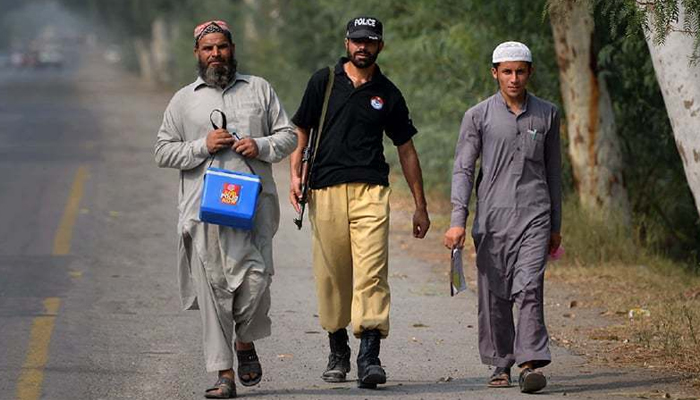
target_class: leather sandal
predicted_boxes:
[519,367,547,393]
[487,366,511,388]
[236,344,263,387]
[204,376,236,399]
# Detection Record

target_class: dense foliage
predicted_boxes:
[3,0,698,266]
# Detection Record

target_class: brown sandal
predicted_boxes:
[205,376,236,398]
[487,366,511,388]
[519,368,547,393]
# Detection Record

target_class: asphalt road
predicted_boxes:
[0,53,694,400]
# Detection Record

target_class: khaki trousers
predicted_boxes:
[309,183,391,338]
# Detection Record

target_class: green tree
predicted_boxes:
[265,0,560,193]
[596,2,700,261]
[57,0,698,264]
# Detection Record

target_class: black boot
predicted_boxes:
[321,328,351,382]
[357,329,386,389]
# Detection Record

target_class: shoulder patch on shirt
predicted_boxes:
[370,96,384,110]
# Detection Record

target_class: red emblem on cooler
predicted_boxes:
[220,183,241,205]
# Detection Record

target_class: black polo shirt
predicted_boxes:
[292,57,417,189]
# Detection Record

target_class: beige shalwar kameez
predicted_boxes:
[155,73,296,371]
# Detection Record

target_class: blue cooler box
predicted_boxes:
[199,167,261,230]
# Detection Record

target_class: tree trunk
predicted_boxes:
[549,0,631,223]
[133,37,153,85]
[640,1,700,218]
[151,17,172,85]
[242,0,259,42]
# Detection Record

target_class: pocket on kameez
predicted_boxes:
[523,130,545,162]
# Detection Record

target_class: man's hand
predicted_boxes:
[444,226,466,249]
[549,232,562,255]
[289,176,302,213]
[206,129,235,154]
[289,127,309,215]
[233,137,259,158]
[413,207,430,238]
[396,140,430,239]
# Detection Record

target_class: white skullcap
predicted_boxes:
[492,41,532,63]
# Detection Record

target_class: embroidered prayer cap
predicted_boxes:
[194,20,232,45]
[492,41,532,64]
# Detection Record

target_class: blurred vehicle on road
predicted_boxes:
[0,52,10,68]
[104,47,122,64]
[10,52,25,68]
[38,49,64,68]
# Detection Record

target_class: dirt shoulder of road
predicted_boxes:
[388,191,700,397]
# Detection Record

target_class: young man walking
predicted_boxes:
[289,16,430,389]
[444,41,562,394]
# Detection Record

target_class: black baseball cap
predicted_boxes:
[346,16,383,41]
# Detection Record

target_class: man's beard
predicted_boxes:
[197,57,237,88]
[347,49,378,69]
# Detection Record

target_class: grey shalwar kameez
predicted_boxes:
[450,91,562,369]
[155,74,296,371]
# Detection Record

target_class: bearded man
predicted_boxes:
[155,20,296,399]
[289,16,430,389]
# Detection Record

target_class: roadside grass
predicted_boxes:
[547,200,700,386]
[547,260,700,386]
